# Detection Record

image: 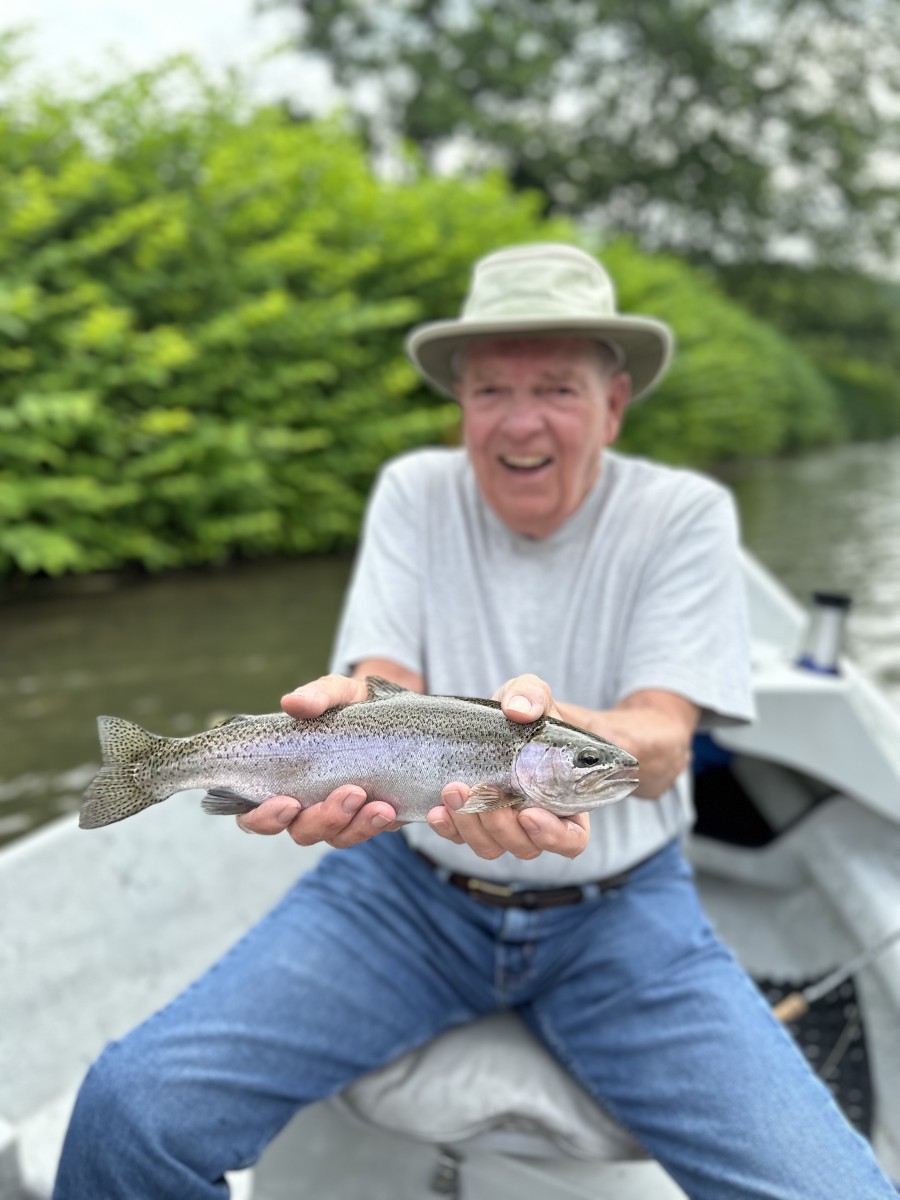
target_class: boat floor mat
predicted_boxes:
[756,976,872,1136]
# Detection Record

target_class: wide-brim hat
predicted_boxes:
[406,242,674,401]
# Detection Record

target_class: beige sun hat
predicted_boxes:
[406,242,674,401]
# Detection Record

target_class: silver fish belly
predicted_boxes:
[79,677,639,829]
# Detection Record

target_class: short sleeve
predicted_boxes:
[329,461,425,677]
[615,483,755,728]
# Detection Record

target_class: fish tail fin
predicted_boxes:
[80,716,161,829]
[200,788,259,817]
[80,766,157,828]
[97,715,159,765]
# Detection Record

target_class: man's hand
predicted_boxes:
[426,673,590,862]
[236,674,402,848]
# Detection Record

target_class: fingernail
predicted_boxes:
[370,813,390,828]
[342,790,365,815]
[507,695,537,716]
[520,818,539,835]
[277,803,299,826]
[444,789,465,811]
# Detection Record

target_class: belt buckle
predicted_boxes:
[465,877,516,899]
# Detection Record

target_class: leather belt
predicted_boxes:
[413,849,629,910]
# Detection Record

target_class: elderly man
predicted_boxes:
[54,244,896,1199]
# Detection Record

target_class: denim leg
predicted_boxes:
[522,844,896,1200]
[53,835,499,1200]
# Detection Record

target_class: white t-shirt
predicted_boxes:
[331,446,754,884]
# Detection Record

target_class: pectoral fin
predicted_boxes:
[457,785,525,815]
[201,787,259,816]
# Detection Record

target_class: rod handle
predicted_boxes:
[771,992,810,1023]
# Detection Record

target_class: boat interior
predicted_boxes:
[2,553,899,1199]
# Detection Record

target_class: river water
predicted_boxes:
[2,438,899,848]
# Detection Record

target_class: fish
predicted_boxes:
[79,676,640,829]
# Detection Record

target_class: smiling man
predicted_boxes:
[54,244,899,1200]
[456,337,629,538]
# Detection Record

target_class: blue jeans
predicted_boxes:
[54,834,896,1199]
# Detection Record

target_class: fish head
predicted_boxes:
[512,720,639,815]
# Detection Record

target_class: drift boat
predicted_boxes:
[2,551,899,1199]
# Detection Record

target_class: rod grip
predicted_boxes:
[771,992,810,1023]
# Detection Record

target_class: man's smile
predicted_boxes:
[499,455,553,472]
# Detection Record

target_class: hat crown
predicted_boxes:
[405,240,674,402]
[462,243,618,323]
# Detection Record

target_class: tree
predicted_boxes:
[0,50,846,578]
[0,52,566,576]
[718,263,900,439]
[277,0,900,268]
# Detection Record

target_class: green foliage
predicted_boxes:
[283,0,900,268]
[602,243,843,465]
[718,263,900,441]
[0,54,567,576]
[0,51,844,578]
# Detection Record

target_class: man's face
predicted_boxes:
[455,337,631,539]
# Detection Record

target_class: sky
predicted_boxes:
[2,0,324,104]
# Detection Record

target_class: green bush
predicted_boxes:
[0,51,844,577]
[718,262,900,442]
[606,244,844,465]
[0,56,570,575]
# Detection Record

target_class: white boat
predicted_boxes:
[2,551,900,1200]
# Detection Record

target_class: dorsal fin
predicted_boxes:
[444,694,546,727]
[445,694,503,711]
[365,676,410,700]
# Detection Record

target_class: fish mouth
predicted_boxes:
[574,765,640,796]
[604,766,640,788]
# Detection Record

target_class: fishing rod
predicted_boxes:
[772,926,900,1023]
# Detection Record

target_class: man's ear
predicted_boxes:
[604,373,632,444]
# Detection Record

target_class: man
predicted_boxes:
[54,243,897,1199]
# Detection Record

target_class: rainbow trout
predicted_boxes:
[79,677,639,829]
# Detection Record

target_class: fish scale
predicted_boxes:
[79,677,640,830]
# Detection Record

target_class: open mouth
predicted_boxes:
[499,455,552,473]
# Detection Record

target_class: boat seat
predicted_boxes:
[333,1008,646,1162]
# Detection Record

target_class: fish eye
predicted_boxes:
[575,748,602,768]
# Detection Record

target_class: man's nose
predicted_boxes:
[500,394,544,435]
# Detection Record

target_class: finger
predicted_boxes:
[491,674,555,723]
[433,784,537,860]
[281,674,369,719]
[325,802,402,849]
[237,796,302,836]
[426,783,470,844]
[464,807,543,859]
[281,784,399,849]
[516,809,591,860]
[425,806,466,844]
[429,807,507,858]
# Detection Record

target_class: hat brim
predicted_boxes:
[406,316,674,402]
